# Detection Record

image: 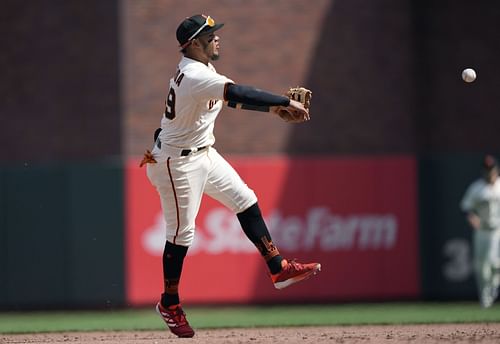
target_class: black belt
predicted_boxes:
[180,146,207,156]
[155,139,207,156]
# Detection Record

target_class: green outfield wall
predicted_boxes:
[0,154,494,309]
[0,162,124,309]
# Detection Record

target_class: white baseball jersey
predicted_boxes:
[159,56,233,149]
[460,178,500,231]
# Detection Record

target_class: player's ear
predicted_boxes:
[191,38,201,48]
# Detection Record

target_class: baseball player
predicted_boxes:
[460,155,500,308]
[141,14,320,338]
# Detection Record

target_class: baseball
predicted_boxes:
[462,68,476,83]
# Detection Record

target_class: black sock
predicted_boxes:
[161,240,188,307]
[237,202,283,274]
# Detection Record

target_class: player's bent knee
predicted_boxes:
[233,193,258,214]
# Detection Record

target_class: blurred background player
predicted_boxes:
[142,14,321,337]
[460,155,500,308]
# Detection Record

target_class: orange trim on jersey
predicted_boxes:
[166,157,181,244]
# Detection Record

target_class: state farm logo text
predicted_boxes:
[143,207,397,256]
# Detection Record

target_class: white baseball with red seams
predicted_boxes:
[462,68,476,83]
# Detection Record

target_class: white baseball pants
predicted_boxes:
[473,228,500,307]
[147,146,257,247]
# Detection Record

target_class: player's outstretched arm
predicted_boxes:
[224,83,289,112]
[224,83,310,123]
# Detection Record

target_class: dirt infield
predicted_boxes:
[2,323,500,343]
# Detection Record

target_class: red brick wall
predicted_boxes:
[121,0,500,157]
[3,0,500,161]
[1,1,120,162]
[122,0,418,156]
[289,0,416,154]
[121,0,331,156]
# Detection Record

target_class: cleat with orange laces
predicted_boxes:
[271,259,321,289]
[156,302,195,338]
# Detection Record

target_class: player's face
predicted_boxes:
[483,167,498,184]
[198,33,220,61]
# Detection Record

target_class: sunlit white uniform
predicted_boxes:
[147,56,257,246]
[460,178,500,307]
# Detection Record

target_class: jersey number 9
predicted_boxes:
[165,88,176,119]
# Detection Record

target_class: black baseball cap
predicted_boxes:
[176,14,224,49]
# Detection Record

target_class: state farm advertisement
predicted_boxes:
[126,156,419,305]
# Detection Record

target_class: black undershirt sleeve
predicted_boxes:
[224,83,290,112]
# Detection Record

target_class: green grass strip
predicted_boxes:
[1,302,500,334]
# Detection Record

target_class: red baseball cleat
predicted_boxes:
[271,259,321,289]
[156,302,195,338]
